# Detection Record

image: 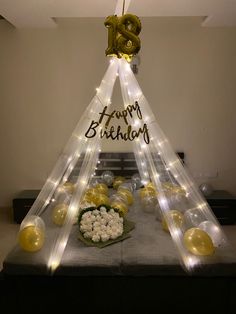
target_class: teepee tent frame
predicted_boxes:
[19,0,232,273]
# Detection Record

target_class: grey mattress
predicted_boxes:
[3,192,236,276]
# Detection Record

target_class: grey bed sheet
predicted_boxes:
[3,193,236,276]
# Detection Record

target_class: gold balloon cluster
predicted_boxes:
[83,183,110,207]
[161,210,215,256]
[139,181,215,257]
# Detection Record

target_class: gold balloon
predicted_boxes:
[145,182,156,192]
[18,226,45,252]
[162,182,185,196]
[94,193,110,207]
[117,189,134,205]
[110,201,128,216]
[139,187,156,199]
[63,182,75,194]
[52,203,68,226]
[162,210,184,232]
[83,188,98,203]
[184,228,215,256]
[113,176,126,190]
[95,183,109,195]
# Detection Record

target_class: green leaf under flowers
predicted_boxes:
[77,204,135,248]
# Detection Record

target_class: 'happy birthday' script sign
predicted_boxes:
[85,101,150,144]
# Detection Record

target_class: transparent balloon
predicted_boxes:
[141,195,158,214]
[101,171,115,186]
[184,208,206,227]
[131,173,142,190]
[199,183,213,196]
[118,182,135,193]
[198,221,224,247]
[110,193,128,206]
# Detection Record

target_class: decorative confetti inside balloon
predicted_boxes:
[162,210,184,232]
[139,187,156,199]
[95,183,109,195]
[184,228,215,256]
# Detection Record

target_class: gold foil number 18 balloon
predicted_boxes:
[105,14,141,59]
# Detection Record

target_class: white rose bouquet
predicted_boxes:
[78,205,135,248]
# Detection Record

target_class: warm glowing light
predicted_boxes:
[172,228,182,237]
[48,180,58,187]
[197,203,207,209]
[159,197,168,209]
[169,160,178,167]
[185,256,199,269]
[49,260,60,272]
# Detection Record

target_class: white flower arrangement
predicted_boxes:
[80,206,124,242]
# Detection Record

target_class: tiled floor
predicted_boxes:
[0,208,19,270]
